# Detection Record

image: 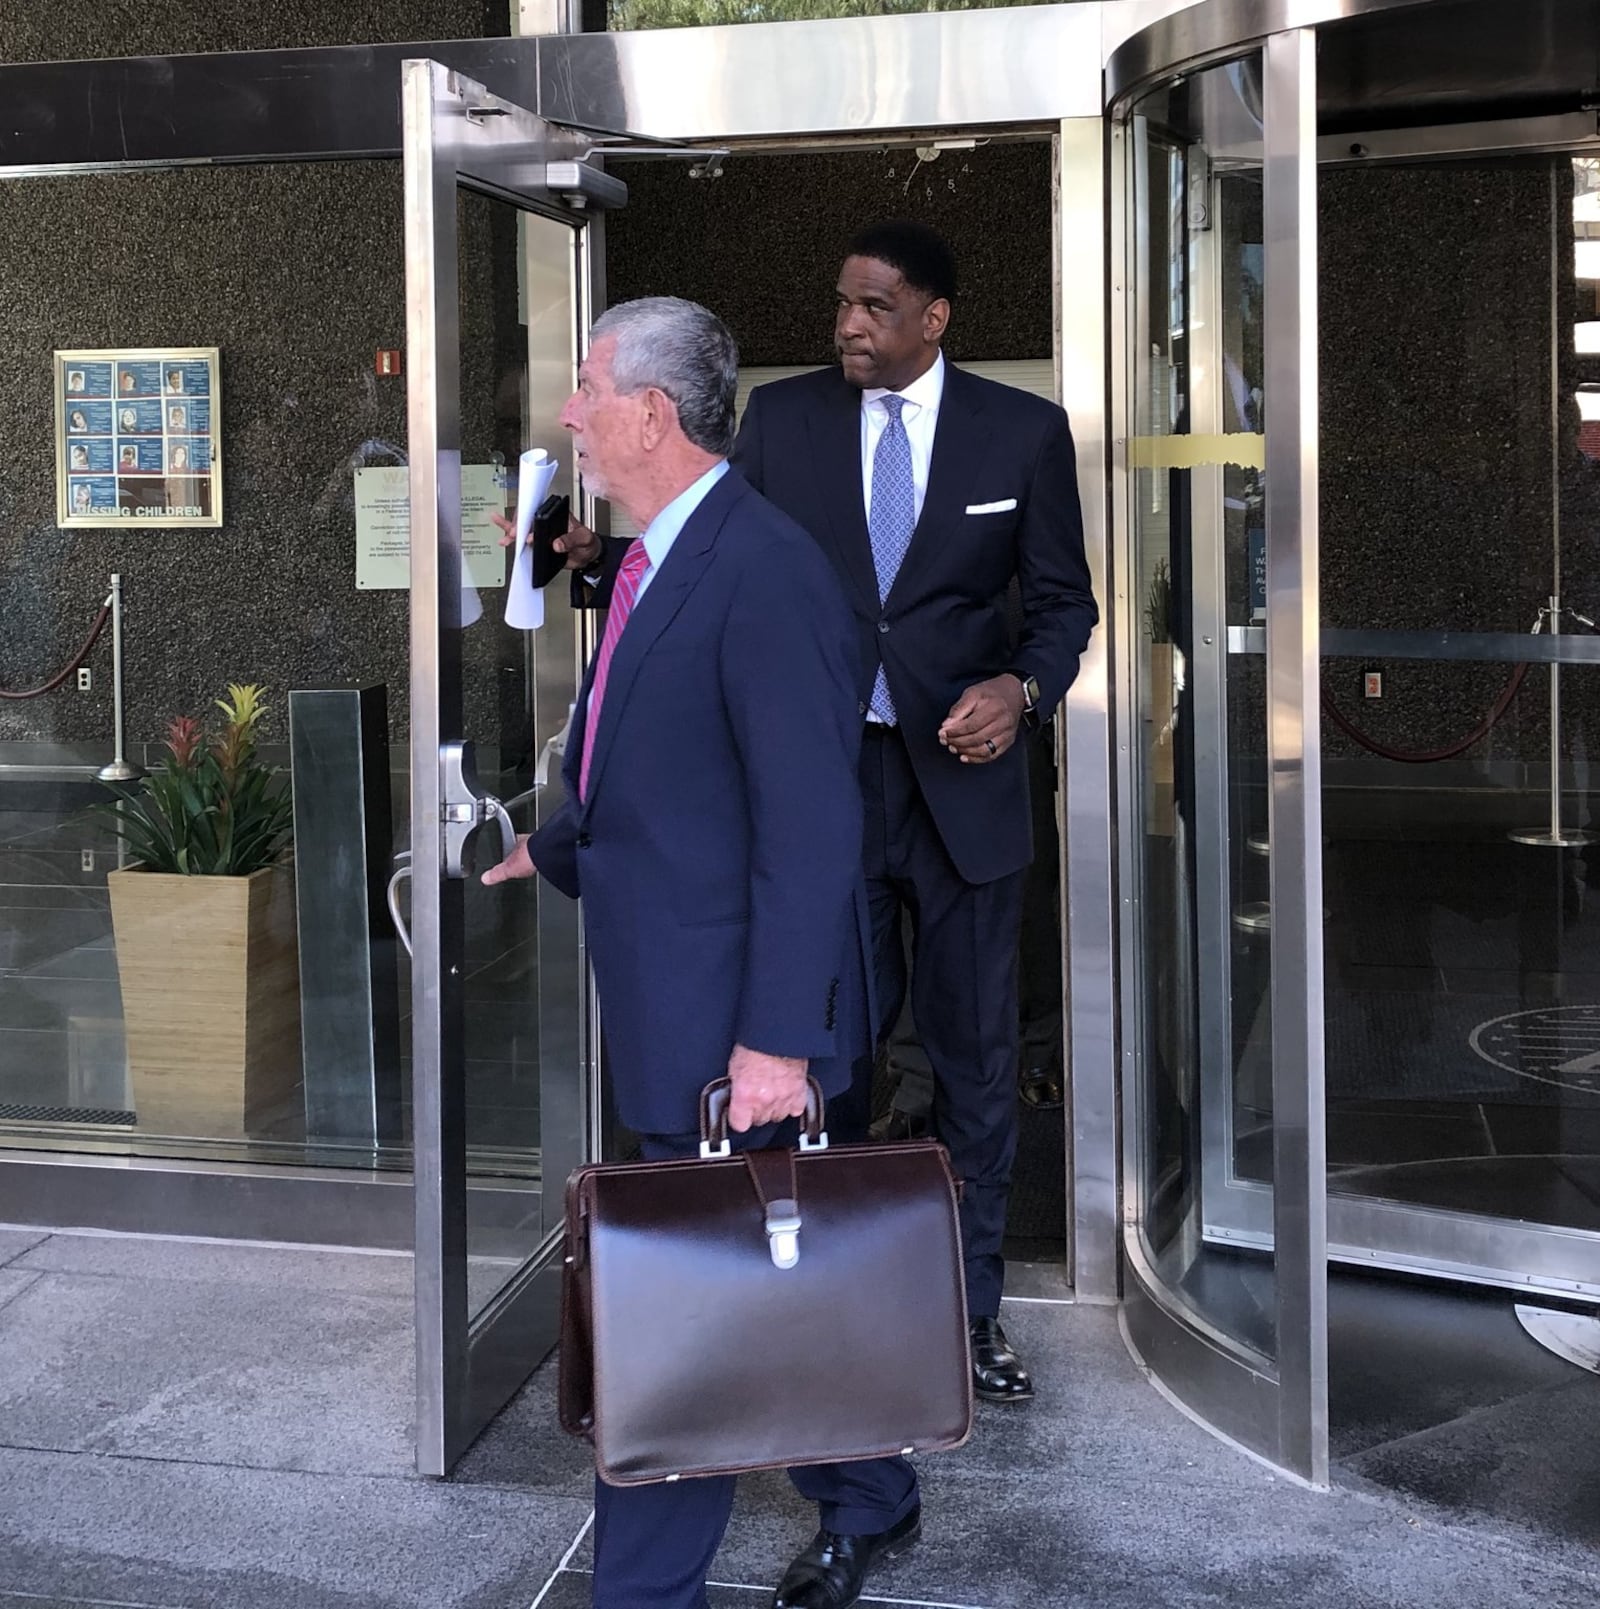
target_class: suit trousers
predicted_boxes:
[885,722,1063,1115]
[858,724,1024,1320]
[589,1119,920,1609]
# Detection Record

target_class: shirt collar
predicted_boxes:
[639,459,729,573]
[861,349,946,418]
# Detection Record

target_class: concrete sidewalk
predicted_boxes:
[0,1226,1596,1608]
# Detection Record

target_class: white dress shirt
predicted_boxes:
[584,459,728,721]
[633,458,729,605]
[860,349,945,528]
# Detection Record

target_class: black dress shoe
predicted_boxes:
[970,1316,1034,1402]
[1019,1066,1065,1110]
[868,1107,932,1143]
[771,1504,922,1609]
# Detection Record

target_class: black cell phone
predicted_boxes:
[528,492,571,588]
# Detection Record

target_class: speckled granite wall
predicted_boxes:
[1317,157,1565,769]
[0,164,521,749]
[0,3,525,752]
[605,142,1055,366]
[1215,156,1587,779]
[0,2,504,61]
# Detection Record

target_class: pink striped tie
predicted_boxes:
[579,539,652,801]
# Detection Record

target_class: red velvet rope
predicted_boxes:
[1320,662,1532,763]
[0,602,112,700]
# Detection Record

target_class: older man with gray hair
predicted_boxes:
[486,298,920,1608]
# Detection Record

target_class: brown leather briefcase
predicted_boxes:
[559,1078,972,1485]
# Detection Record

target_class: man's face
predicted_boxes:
[834,254,947,392]
[560,335,643,504]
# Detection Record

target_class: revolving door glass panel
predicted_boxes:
[1126,54,1280,1368]
[1311,150,1600,1292]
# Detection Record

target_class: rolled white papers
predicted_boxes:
[504,447,560,630]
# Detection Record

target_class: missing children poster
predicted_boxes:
[56,348,222,529]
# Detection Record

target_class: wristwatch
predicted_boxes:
[1012,673,1042,731]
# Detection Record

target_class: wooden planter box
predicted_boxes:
[108,863,302,1138]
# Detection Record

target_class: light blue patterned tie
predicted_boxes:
[868,394,915,723]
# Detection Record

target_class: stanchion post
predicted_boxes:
[95,573,144,785]
[1511,594,1592,848]
[1549,596,1564,842]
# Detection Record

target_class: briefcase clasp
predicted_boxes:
[764,1198,802,1269]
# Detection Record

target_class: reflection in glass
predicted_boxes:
[0,161,415,1170]
[457,195,583,1319]
[1319,153,1600,1248]
[1127,55,1277,1362]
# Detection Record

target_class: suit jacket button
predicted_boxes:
[577,832,592,849]
[877,619,890,634]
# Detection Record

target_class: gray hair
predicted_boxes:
[590,297,739,456]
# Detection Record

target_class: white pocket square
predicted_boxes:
[965,498,1018,515]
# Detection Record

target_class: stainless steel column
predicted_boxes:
[404,58,470,1479]
[1262,24,1329,1489]
[1060,114,1120,1304]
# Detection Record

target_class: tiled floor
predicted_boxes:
[2,1228,1594,1608]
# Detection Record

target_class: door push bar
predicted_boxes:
[440,740,516,879]
[386,739,520,959]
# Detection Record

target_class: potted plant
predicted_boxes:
[101,684,301,1138]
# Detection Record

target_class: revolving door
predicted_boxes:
[1112,0,1600,1483]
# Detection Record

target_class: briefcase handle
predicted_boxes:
[699,1076,830,1159]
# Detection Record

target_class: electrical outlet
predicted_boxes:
[1362,669,1383,700]
[77,666,92,692]
[80,849,95,873]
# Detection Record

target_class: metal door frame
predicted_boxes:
[1110,24,1329,1485]
[402,58,615,1473]
[0,0,1137,1308]
[1108,0,1600,1484]
[0,4,1169,1473]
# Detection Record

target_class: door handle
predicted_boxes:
[390,741,525,954]
[535,706,573,788]
[387,854,413,958]
[440,740,516,879]
[498,705,575,815]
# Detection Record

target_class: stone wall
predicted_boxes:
[0,4,520,751]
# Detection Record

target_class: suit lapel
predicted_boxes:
[578,472,738,814]
[887,361,992,603]
[808,374,881,614]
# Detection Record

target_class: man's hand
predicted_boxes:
[726,1043,810,1132]
[490,510,603,570]
[481,833,536,886]
[937,675,1026,763]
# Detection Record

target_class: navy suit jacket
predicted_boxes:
[733,362,1098,886]
[531,468,871,1137]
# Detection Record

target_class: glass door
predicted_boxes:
[1310,143,1600,1300]
[1115,31,1328,1485]
[1198,132,1600,1306]
[401,59,617,1475]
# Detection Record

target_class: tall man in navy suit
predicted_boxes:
[733,221,1099,1408]
[482,297,921,1609]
